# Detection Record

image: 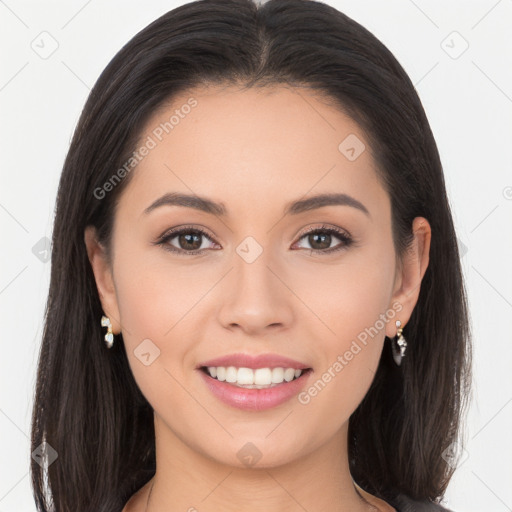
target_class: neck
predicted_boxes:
[145,413,382,512]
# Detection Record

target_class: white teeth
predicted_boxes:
[225,366,237,383]
[205,366,305,387]
[271,367,284,383]
[238,367,254,385]
[216,367,226,381]
[254,368,272,385]
[284,368,295,382]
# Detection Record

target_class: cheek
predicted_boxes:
[294,246,396,348]
[113,243,211,342]
[293,278,393,440]
[292,244,395,406]
[112,244,218,393]
[328,263,394,353]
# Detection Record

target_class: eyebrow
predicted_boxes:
[142,192,370,218]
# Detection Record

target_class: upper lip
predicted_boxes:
[197,353,311,370]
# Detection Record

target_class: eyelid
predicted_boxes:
[291,224,353,253]
[154,225,220,256]
[158,224,217,241]
[296,223,351,239]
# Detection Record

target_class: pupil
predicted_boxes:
[180,233,201,250]
[310,233,330,250]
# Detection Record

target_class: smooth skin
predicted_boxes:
[85,84,431,512]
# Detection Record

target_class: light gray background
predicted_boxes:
[1,1,511,511]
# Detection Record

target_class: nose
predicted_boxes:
[217,245,295,335]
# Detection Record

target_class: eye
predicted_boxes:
[154,224,353,256]
[293,224,353,255]
[155,226,219,255]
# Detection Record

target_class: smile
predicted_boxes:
[202,366,305,388]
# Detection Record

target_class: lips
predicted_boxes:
[198,366,313,411]
[196,352,311,370]
[195,352,313,411]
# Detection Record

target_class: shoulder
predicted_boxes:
[388,493,454,512]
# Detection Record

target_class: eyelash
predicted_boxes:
[155,224,353,256]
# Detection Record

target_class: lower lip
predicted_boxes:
[198,368,312,411]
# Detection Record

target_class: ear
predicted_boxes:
[84,226,122,334]
[385,216,431,338]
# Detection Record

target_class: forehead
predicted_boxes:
[118,84,387,220]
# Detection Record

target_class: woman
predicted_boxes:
[30,0,472,510]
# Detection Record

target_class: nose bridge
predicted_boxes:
[235,237,274,294]
[217,235,294,332]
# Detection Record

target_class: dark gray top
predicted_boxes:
[387,493,454,511]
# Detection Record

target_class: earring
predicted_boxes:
[391,320,407,366]
[101,315,114,348]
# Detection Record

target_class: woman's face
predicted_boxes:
[86,84,429,468]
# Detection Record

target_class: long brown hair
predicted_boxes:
[30,0,472,510]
